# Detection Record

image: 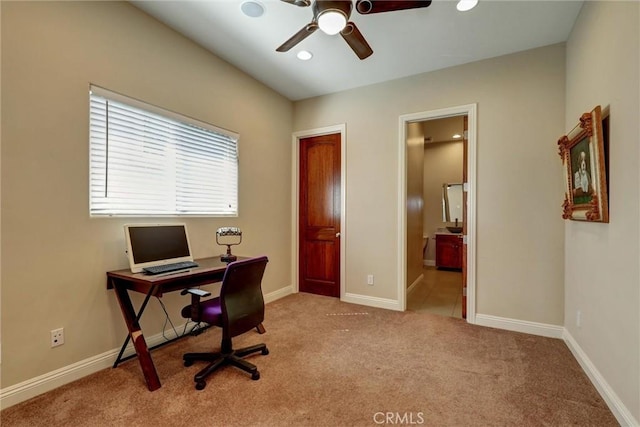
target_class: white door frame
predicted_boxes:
[398,104,477,323]
[291,124,347,298]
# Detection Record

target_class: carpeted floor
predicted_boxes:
[0,293,618,426]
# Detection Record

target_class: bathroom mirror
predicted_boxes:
[442,183,463,226]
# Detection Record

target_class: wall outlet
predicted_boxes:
[51,328,64,347]
[367,274,374,286]
[576,310,581,328]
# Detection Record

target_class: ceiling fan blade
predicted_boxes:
[280,0,311,6]
[355,0,432,14]
[340,22,373,60]
[276,23,318,52]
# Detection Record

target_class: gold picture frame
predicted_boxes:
[557,105,609,222]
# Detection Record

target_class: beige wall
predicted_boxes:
[406,122,424,286]
[294,44,565,323]
[423,141,464,263]
[423,116,465,144]
[565,1,640,422]
[1,1,293,388]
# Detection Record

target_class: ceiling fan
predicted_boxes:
[276,0,433,60]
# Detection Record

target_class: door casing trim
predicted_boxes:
[292,124,347,299]
[398,104,477,323]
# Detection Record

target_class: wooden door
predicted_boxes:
[462,116,468,319]
[299,133,341,297]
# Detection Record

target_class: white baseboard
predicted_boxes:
[342,292,402,311]
[264,285,294,303]
[423,260,435,267]
[474,313,564,338]
[0,346,119,410]
[563,330,639,427]
[0,285,293,410]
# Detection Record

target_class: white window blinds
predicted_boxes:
[89,85,238,216]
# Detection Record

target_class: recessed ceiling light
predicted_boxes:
[456,0,478,12]
[297,50,313,61]
[241,1,265,18]
[452,134,462,139]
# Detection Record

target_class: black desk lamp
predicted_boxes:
[216,227,242,262]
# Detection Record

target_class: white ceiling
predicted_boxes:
[131,0,584,101]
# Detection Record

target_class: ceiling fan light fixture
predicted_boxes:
[456,0,478,12]
[317,10,347,35]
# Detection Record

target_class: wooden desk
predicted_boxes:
[107,257,232,391]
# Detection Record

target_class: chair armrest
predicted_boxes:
[180,288,211,298]
[180,288,212,321]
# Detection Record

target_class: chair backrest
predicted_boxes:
[220,256,269,338]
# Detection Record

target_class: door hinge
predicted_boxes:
[462,287,467,297]
[463,182,469,192]
[463,235,468,245]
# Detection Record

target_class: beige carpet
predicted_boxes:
[1,293,617,426]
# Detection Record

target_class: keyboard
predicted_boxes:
[143,261,199,275]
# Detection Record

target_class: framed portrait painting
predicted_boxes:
[557,105,609,222]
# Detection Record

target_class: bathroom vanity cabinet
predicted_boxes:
[435,233,463,270]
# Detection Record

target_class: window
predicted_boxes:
[89,85,238,216]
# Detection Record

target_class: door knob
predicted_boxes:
[336,232,341,237]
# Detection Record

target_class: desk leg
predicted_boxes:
[256,323,266,334]
[112,285,161,391]
[113,291,154,368]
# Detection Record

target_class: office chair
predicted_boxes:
[180,256,269,390]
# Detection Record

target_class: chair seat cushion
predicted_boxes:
[181,297,223,326]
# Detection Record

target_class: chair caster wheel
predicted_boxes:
[262,348,269,356]
[184,359,193,367]
[251,371,260,381]
[195,381,206,390]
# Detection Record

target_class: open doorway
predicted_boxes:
[408,116,465,318]
[398,104,477,323]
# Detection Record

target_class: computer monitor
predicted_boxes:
[124,223,194,273]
